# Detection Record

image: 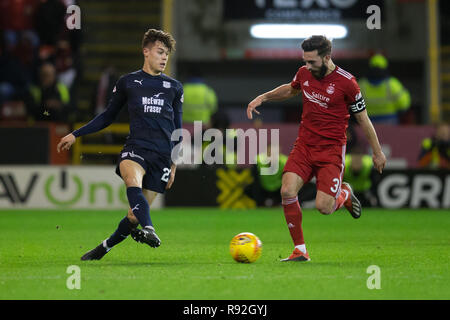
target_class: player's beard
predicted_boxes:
[311,59,329,80]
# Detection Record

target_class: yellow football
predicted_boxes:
[229,232,262,263]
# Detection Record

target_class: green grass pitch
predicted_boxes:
[0,208,448,300]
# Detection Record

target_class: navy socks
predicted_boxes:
[102,186,152,251]
[126,186,153,228]
[105,217,137,249]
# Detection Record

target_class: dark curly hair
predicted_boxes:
[301,35,332,57]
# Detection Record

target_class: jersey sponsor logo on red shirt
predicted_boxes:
[303,90,330,109]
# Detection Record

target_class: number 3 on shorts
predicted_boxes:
[330,178,340,193]
[161,167,171,182]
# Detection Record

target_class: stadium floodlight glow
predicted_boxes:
[249,24,348,39]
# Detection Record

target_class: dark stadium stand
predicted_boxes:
[75,0,162,122]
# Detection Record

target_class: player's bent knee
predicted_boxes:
[317,207,333,215]
[281,172,303,199]
[316,201,334,215]
[280,185,297,199]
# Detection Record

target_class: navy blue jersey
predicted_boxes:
[73,69,183,156]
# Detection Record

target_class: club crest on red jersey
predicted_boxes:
[326,83,335,95]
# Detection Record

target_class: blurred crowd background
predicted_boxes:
[0,0,449,208]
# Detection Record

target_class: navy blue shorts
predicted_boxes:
[115,145,172,193]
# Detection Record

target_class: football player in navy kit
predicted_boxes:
[57,29,183,260]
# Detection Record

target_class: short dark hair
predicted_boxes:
[142,29,176,52]
[301,35,332,57]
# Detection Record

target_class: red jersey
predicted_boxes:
[291,65,362,146]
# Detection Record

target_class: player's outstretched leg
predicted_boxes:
[341,182,362,219]
[80,216,138,260]
[130,226,161,248]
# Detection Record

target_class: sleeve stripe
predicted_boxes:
[337,67,353,78]
[336,69,352,80]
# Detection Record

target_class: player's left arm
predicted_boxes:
[167,82,184,189]
[353,110,386,173]
[347,78,386,173]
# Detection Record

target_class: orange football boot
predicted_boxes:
[342,182,362,219]
[280,248,311,262]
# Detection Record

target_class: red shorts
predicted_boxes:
[283,137,346,198]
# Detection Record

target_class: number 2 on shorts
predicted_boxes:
[161,167,171,182]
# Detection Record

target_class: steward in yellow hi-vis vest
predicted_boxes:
[249,147,288,207]
[358,54,411,124]
[343,149,379,207]
[256,152,288,193]
[28,62,71,122]
[418,123,450,169]
[344,154,373,193]
[182,76,218,126]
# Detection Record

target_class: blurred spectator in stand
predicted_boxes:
[0,31,31,121]
[87,66,120,143]
[0,0,40,93]
[54,39,76,90]
[418,123,450,169]
[91,66,119,118]
[358,54,411,124]
[13,32,39,80]
[54,38,81,124]
[0,0,40,50]
[182,70,218,128]
[27,62,71,122]
[344,145,379,207]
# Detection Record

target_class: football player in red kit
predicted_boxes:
[247,35,386,262]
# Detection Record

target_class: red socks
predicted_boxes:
[282,196,305,246]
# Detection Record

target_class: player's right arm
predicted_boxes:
[57,76,127,153]
[247,84,301,120]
